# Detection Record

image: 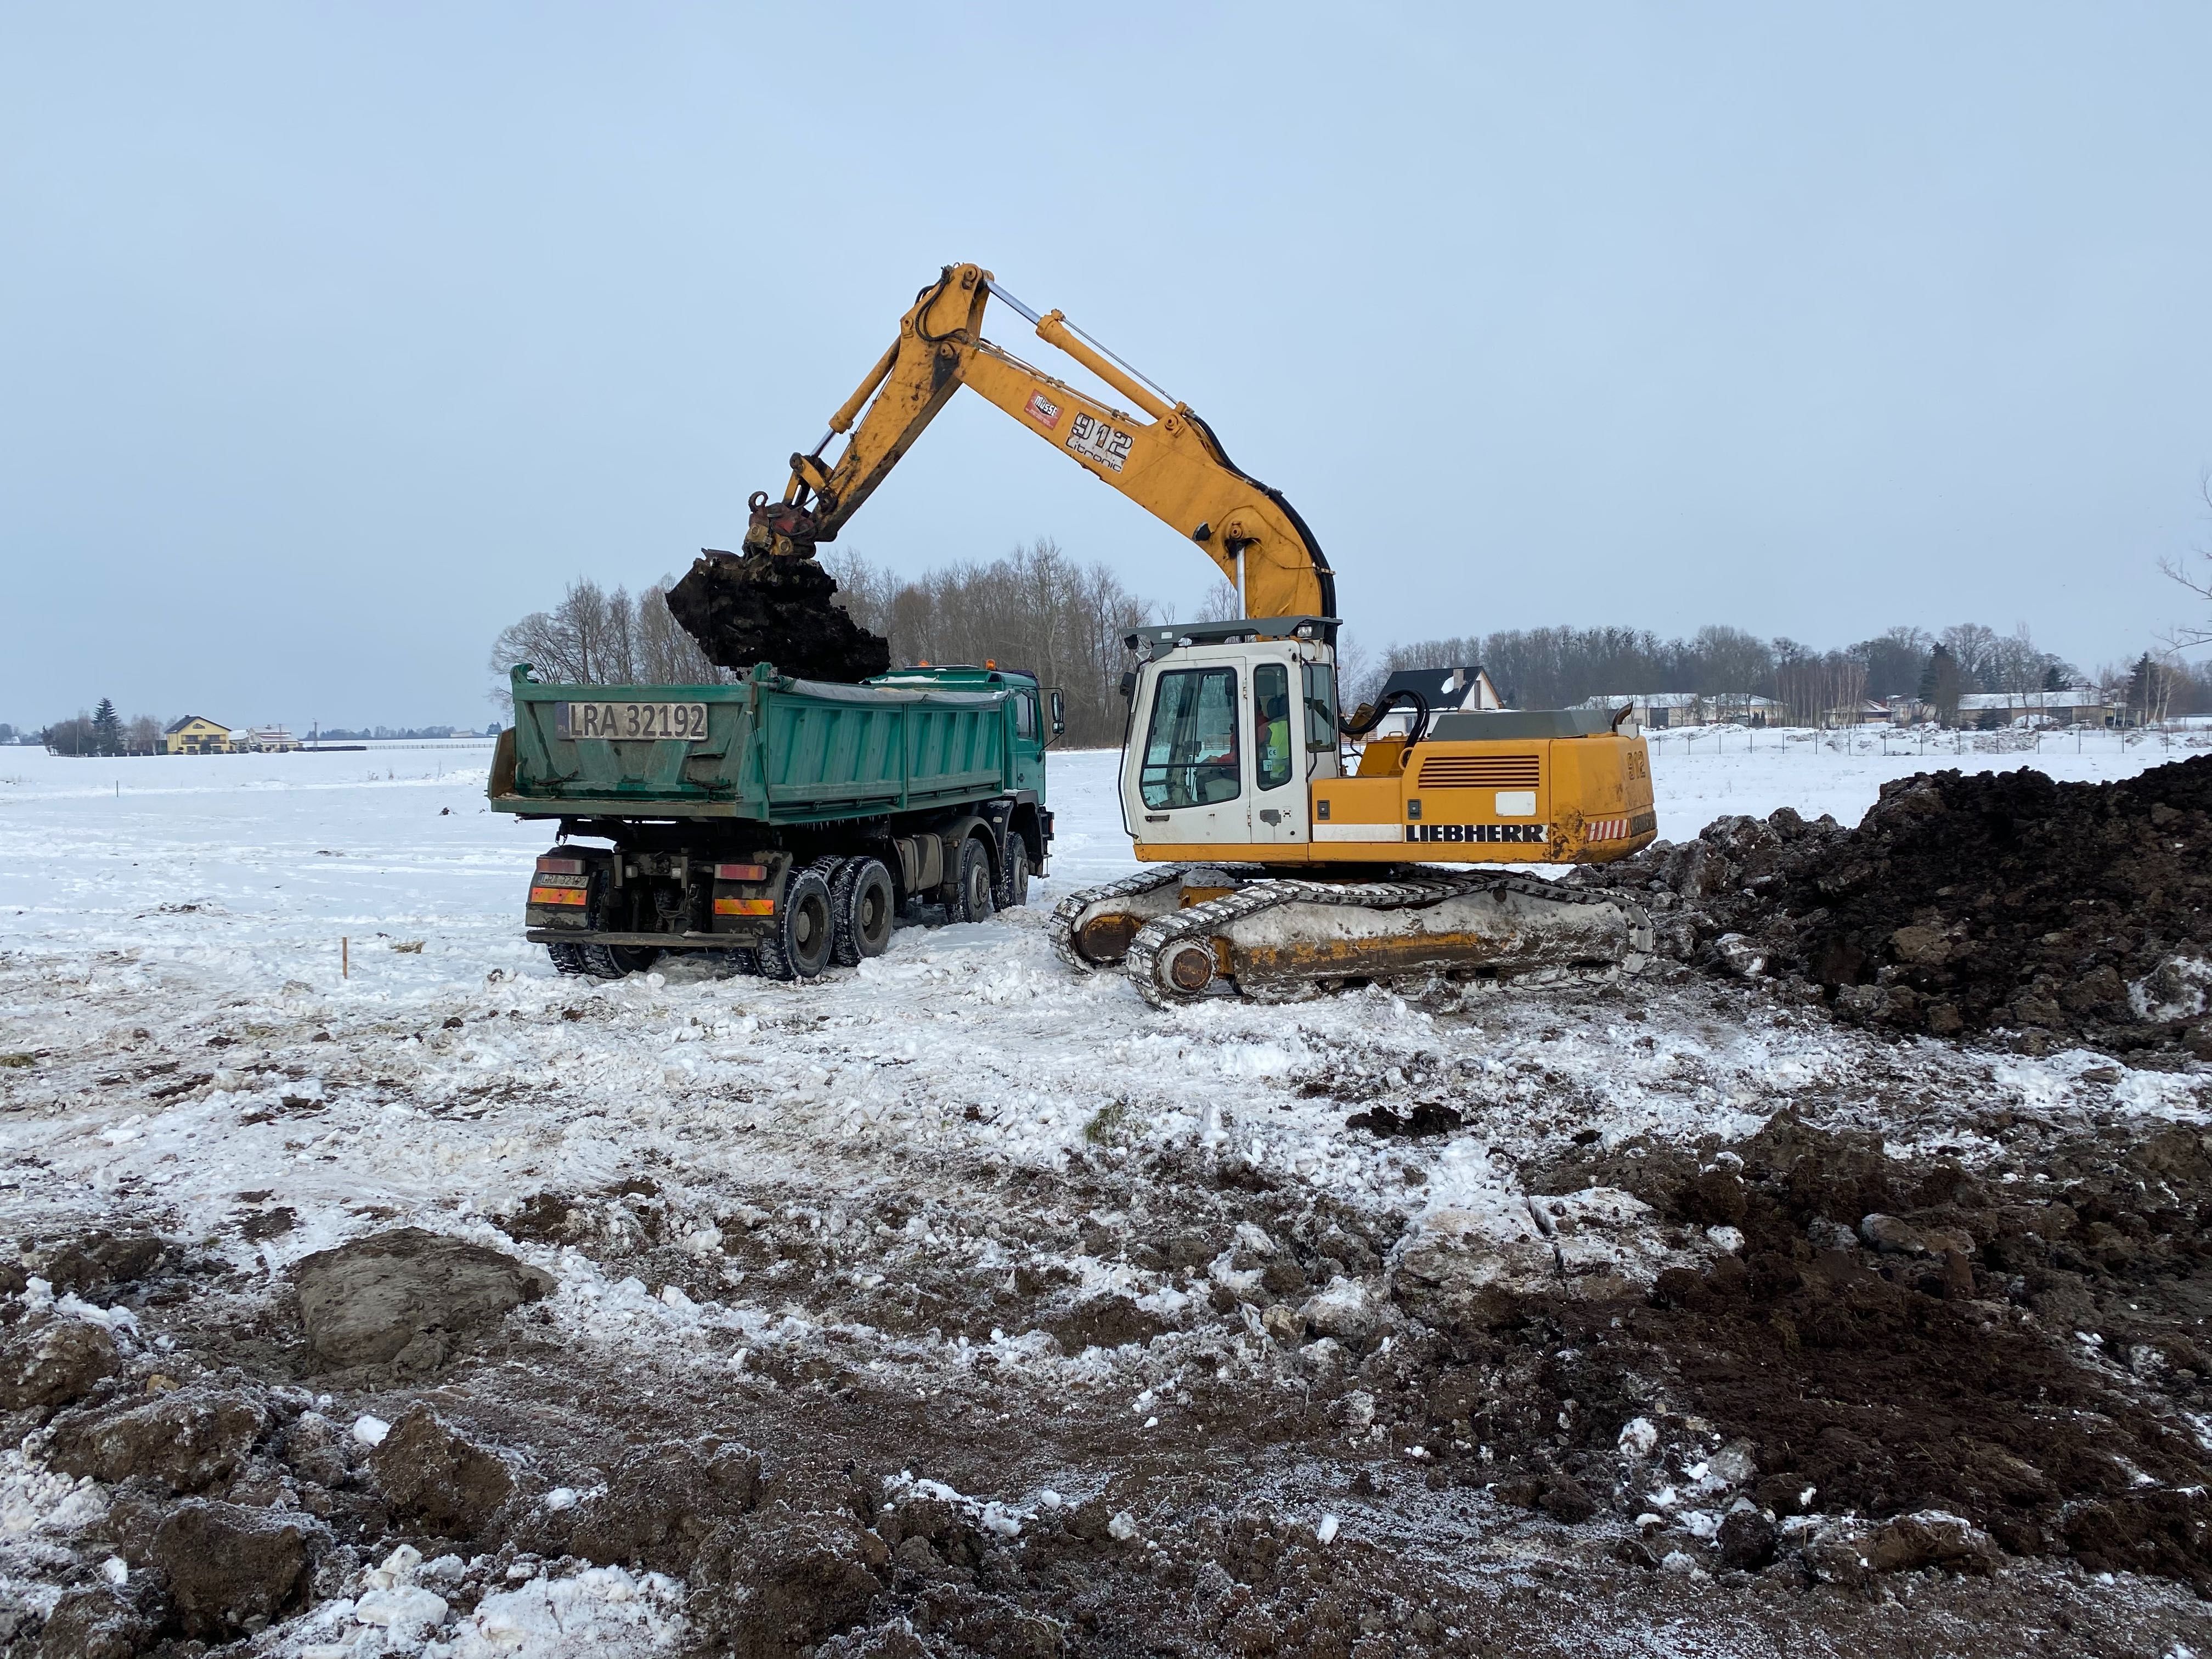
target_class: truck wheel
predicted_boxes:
[580,943,660,979]
[995,836,1031,910]
[758,866,835,980]
[955,837,995,924]
[832,857,895,964]
[546,942,591,976]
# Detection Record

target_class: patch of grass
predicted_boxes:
[1084,1097,1133,1145]
[0,1053,33,1068]
[392,940,426,953]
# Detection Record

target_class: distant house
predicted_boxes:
[235,725,301,753]
[1956,689,2116,727]
[1578,692,1784,729]
[1826,700,1894,726]
[163,715,230,755]
[1370,665,1502,736]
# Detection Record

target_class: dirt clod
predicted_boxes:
[48,1386,266,1493]
[1716,1509,1778,1570]
[1047,1294,1170,1353]
[33,1231,164,1296]
[667,549,891,684]
[151,1499,317,1638]
[368,1403,515,1537]
[0,1319,119,1416]
[556,1440,761,1572]
[692,1499,893,1658]
[35,1588,153,1659]
[292,1227,554,1377]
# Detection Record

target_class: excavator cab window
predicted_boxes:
[1254,664,1294,792]
[1141,667,1240,809]
[1302,662,1338,752]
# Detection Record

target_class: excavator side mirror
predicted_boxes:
[1118,672,1137,701]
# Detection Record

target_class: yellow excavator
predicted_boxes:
[746,262,1657,1006]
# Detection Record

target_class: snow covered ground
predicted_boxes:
[3,730,2210,1656]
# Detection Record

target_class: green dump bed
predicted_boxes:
[490,662,1026,823]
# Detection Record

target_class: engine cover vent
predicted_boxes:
[1415,753,1541,789]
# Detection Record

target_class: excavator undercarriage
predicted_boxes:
[1049,864,1653,1007]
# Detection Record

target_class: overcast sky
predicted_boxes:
[4,4,2209,729]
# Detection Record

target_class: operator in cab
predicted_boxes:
[1256,684,1291,787]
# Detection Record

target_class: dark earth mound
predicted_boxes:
[1575,753,2212,1056]
[666,548,892,684]
[1482,1114,2212,1588]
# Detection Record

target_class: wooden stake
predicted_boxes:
[342,937,348,979]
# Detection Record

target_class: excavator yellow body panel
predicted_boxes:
[1135,733,1656,866]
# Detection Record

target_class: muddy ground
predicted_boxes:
[3,968,2210,1657]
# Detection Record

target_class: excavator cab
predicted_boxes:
[1120,620,1339,855]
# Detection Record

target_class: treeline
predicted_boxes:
[490,575,723,695]
[315,725,492,741]
[490,548,2212,739]
[825,541,1149,746]
[1363,623,2212,725]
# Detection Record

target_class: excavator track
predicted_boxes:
[1108,871,1653,1008]
[1048,866,1193,975]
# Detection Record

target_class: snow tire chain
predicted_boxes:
[1121,871,1652,1008]
[1047,865,1188,975]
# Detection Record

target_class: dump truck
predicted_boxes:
[488,661,1058,980]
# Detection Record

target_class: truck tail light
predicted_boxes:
[714,863,767,882]
[535,855,586,874]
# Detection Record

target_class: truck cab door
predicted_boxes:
[1246,653,1308,847]
[1009,687,1045,797]
[1125,655,1251,850]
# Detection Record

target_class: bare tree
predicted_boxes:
[489,577,730,713]
[1193,580,1242,624]
[847,538,1158,746]
[2157,473,2212,655]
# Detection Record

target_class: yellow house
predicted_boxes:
[163,715,231,755]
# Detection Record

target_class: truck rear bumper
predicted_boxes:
[526,928,758,950]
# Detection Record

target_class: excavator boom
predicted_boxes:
[751,263,1338,627]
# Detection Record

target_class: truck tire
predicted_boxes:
[831,857,895,964]
[579,943,660,979]
[995,835,1031,910]
[546,942,591,976]
[758,866,835,981]
[955,836,995,924]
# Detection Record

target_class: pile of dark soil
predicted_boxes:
[1421,1113,2212,1588]
[666,548,891,683]
[1575,754,2212,1055]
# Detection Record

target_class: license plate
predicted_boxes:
[555,701,709,742]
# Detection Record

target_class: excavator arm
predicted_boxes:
[746,263,1338,627]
